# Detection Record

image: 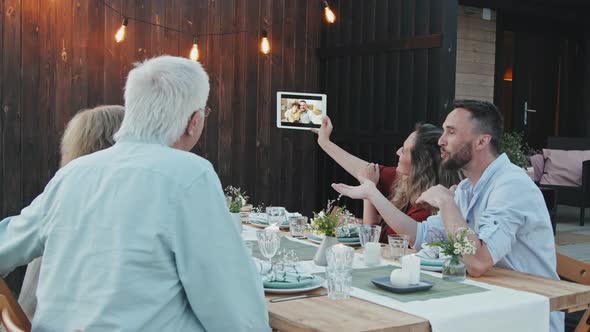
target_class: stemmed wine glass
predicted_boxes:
[256,229,281,278]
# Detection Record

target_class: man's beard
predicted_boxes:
[442,142,472,171]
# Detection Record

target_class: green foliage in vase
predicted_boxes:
[224,186,248,213]
[311,198,346,238]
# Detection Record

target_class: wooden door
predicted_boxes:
[511,31,560,149]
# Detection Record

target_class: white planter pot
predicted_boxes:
[230,212,242,233]
[313,236,340,266]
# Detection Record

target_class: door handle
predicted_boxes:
[524,101,537,125]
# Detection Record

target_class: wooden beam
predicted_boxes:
[317,34,442,58]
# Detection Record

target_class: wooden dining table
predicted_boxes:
[255,227,590,332]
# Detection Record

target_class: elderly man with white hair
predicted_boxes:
[0,56,270,331]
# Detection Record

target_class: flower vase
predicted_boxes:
[442,255,466,281]
[230,212,242,234]
[313,236,340,266]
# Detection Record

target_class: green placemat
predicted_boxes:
[249,237,318,261]
[315,266,488,303]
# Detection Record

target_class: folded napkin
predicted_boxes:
[267,271,314,283]
[248,212,302,225]
[308,233,359,243]
[256,260,314,288]
[336,224,359,238]
[255,260,305,275]
[416,243,450,266]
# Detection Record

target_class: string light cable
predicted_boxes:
[100,0,336,58]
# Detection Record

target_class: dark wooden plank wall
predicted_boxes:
[0,0,322,290]
[1,0,324,219]
[317,0,457,214]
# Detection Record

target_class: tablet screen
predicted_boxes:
[276,92,327,130]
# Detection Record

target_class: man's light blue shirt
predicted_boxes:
[415,153,563,332]
[0,140,270,331]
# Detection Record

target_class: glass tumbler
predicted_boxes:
[325,244,355,300]
[358,225,382,248]
[388,234,409,260]
[288,216,308,238]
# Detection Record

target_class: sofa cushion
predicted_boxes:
[540,149,590,186]
[529,154,544,182]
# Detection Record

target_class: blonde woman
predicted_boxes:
[18,105,124,319]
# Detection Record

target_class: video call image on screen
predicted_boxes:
[280,94,324,128]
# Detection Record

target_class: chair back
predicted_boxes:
[0,278,30,332]
[547,136,590,150]
[557,252,590,286]
[0,295,26,332]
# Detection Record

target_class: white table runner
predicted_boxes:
[300,252,549,332]
[244,229,550,332]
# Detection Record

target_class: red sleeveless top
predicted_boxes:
[376,166,431,243]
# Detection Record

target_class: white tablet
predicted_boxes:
[277,91,327,130]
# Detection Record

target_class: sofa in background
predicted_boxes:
[530,137,590,226]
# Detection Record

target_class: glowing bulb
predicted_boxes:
[189,35,199,61]
[115,17,128,43]
[260,30,270,55]
[324,2,336,23]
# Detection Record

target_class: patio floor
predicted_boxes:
[556,206,590,262]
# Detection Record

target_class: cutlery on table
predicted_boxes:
[270,293,328,303]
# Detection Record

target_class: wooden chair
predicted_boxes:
[557,252,590,332]
[0,277,30,332]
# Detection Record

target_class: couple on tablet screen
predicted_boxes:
[285,99,322,124]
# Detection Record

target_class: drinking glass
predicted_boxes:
[256,230,281,265]
[388,234,409,260]
[266,206,287,227]
[288,216,308,238]
[326,245,355,300]
[358,225,382,248]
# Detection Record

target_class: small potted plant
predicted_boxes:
[428,227,477,281]
[224,186,248,233]
[311,198,346,266]
[500,132,530,169]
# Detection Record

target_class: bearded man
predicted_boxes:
[332,99,563,332]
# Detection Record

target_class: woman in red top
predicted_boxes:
[314,116,460,243]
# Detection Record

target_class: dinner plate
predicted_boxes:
[264,278,314,289]
[371,276,434,293]
[264,276,325,294]
[307,234,361,246]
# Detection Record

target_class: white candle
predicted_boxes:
[364,242,381,266]
[401,254,421,284]
[390,269,410,288]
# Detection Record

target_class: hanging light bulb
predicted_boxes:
[189,34,199,61]
[115,17,128,43]
[260,30,270,55]
[323,1,336,23]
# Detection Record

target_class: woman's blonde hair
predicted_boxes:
[391,123,460,212]
[60,105,125,167]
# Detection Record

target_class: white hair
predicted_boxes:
[114,55,210,146]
